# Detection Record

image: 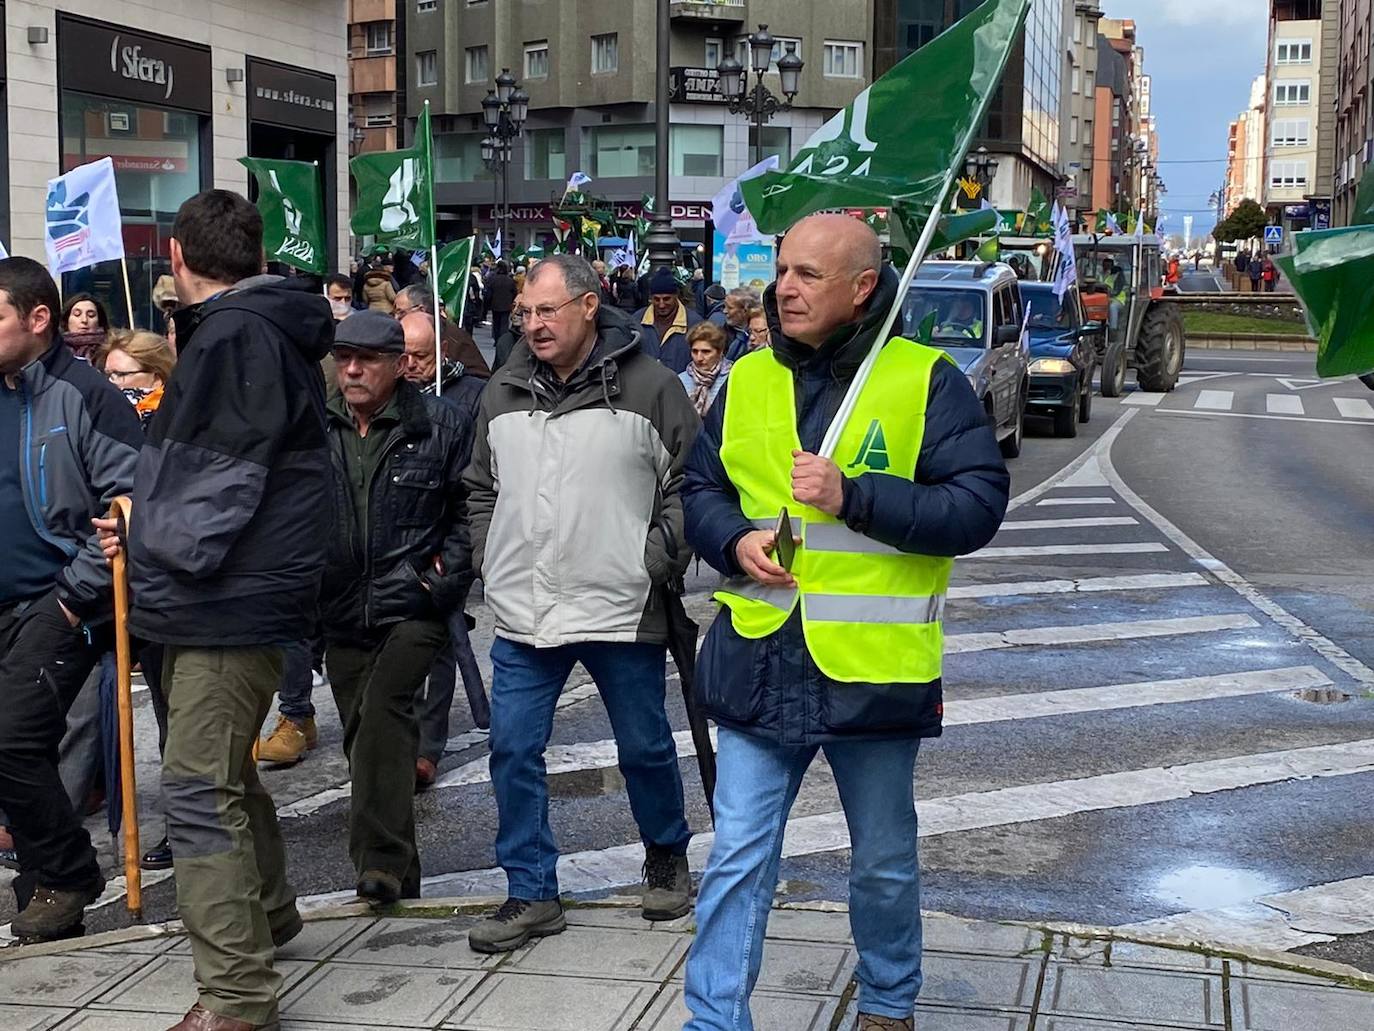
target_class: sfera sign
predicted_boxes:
[113,38,175,101]
[59,16,212,113]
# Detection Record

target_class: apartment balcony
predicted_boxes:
[670,0,746,24]
[351,55,397,94]
[349,0,394,24]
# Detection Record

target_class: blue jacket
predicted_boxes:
[682,267,1010,745]
[635,302,704,374]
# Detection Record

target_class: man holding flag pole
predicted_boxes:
[680,1,1023,1027]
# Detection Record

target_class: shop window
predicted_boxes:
[748,125,791,165]
[434,132,496,182]
[671,124,722,177]
[525,128,566,180]
[587,124,654,178]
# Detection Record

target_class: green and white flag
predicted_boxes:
[240,158,327,274]
[350,106,435,250]
[434,236,476,326]
[741,0,1029,241]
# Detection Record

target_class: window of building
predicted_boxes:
[365,22,393,54]
[525,41,550,79]
[1070,116,1079,145]
[525,127,567,180]
[671,124,722,176]
[1269,159,1309,189]
[465,45,488,84]
[416,50,437,87]
[587,124,655,177]
[362,93,395,126]
[1085,70,1094,93]
[1073,14,1083,45]
[705,37,724,69]
[823,41,863,78]
[1271,119,1311,147]
[749,125,791,165]
[434,132,496,182]
[1276,40,1313,65]
[592,33,619,74]
[1071,66,1080,95]
[417,0,436,10]
[1274,81,1310,105]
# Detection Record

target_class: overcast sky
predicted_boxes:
[1100,0,1270,238]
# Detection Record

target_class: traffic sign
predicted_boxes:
[1264,225,1284,245]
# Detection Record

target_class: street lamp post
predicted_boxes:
[963,145,1000,201]
[717,25,803,167]
[481,69,528,253]
[645,0,681,271]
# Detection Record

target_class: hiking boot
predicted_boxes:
[415,757,438,792]
[257,716,317,765]
[142,835,174,870]
[357,870,401,908]
[468,897,566,953]
[641,845,691,921]
[12,879,105,943]
[856,1015,914,1031]
[164,1004,280,1030]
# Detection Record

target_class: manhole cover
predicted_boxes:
[1293,688,1352,704]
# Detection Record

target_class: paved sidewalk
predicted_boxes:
[1,899,1372,1029]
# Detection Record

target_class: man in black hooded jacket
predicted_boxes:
[102,190,332,1031]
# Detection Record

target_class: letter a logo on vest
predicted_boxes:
[848,419,890,472]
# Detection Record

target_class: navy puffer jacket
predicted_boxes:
[682,266,1010,745]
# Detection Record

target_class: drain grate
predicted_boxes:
[1292,688,1353,705]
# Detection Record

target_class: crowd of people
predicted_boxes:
[0,189,1008,1031]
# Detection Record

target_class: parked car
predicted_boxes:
[903,261,1031,458]
[1019,281,1102,438]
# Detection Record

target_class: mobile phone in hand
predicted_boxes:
[772,507,796,572]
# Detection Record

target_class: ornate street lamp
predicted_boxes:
[718,25,804,167]
[483,72,527,253]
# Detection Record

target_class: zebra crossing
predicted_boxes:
[1122,375,1374,424]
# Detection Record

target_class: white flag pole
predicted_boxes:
[430,243,442,396]
[119,258,136,329]
[817,187,956,460]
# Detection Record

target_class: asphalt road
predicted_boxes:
[1179,269,1224,293]
[9,346,1374,974]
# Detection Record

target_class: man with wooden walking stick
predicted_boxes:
[99,190,333,1031]
[0,256,141,943]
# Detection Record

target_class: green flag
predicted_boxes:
[1276,225,1374,377]
[434,237,476,326]
[1026,187,1051,235]
[741,0,1029,239]
[240,158,327,274]
[350,106,435,250]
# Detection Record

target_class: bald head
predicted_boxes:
[774,214,883,347]
[401,310,438,385]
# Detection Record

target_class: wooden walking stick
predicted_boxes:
[109,496,142,919]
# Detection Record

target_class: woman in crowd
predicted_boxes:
[102,330,177,428]
[745,305,771,351]
[679,321,732,418]
[61,293,111,361]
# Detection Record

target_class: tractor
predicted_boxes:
[1074,234,1186,396]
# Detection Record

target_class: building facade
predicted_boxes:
[1263,0,1333,234]
[1223,74,1268,214]
[1060,0,1104,226]
[873,0,1065,214]
[2,0,349,326]
[406,0,872,253]
[348,0,403,154]
[1333,0,1371,225]
[1090,29,1130,217]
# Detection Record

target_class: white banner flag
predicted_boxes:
[1052,202,1078,302]
[712,155,781,247]
[45,158,125,276]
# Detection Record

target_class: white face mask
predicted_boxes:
[330,299,352,319]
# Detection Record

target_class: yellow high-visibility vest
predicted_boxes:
[715,338,955,684]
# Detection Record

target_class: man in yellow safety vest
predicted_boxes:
[679,214,1011,1031]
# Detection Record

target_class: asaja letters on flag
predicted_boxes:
[45,157,126,276]
[740,0,1030,241]
[241,158,327,274]
[351,106,435,250]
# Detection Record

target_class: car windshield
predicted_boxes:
[902,287,987,345]
[1024,290,1070,329]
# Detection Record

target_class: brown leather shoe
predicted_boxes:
[164,1004,280,1030]
[856,1014,914,1031]
[415,757,437,792]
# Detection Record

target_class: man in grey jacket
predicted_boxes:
[0,257,141,942]
[463,255,701,952]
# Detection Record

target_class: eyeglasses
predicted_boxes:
[107,368,149,382]
[393,306,422,320]
[512,294,587,324]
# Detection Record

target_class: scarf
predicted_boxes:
[687,358,731,417]
[122,385,164,427]
[63,330,107,361]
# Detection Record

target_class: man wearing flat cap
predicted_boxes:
[319,310,475,906]
[636,267,703,373]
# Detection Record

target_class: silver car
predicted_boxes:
[902,261,1031,459]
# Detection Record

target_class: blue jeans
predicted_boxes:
[684,727,923,1029]
[278,639,315,720]
[488,637,691,900]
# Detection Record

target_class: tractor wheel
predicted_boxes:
[1101,340,1127,398]
[1137,304,1184,392]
